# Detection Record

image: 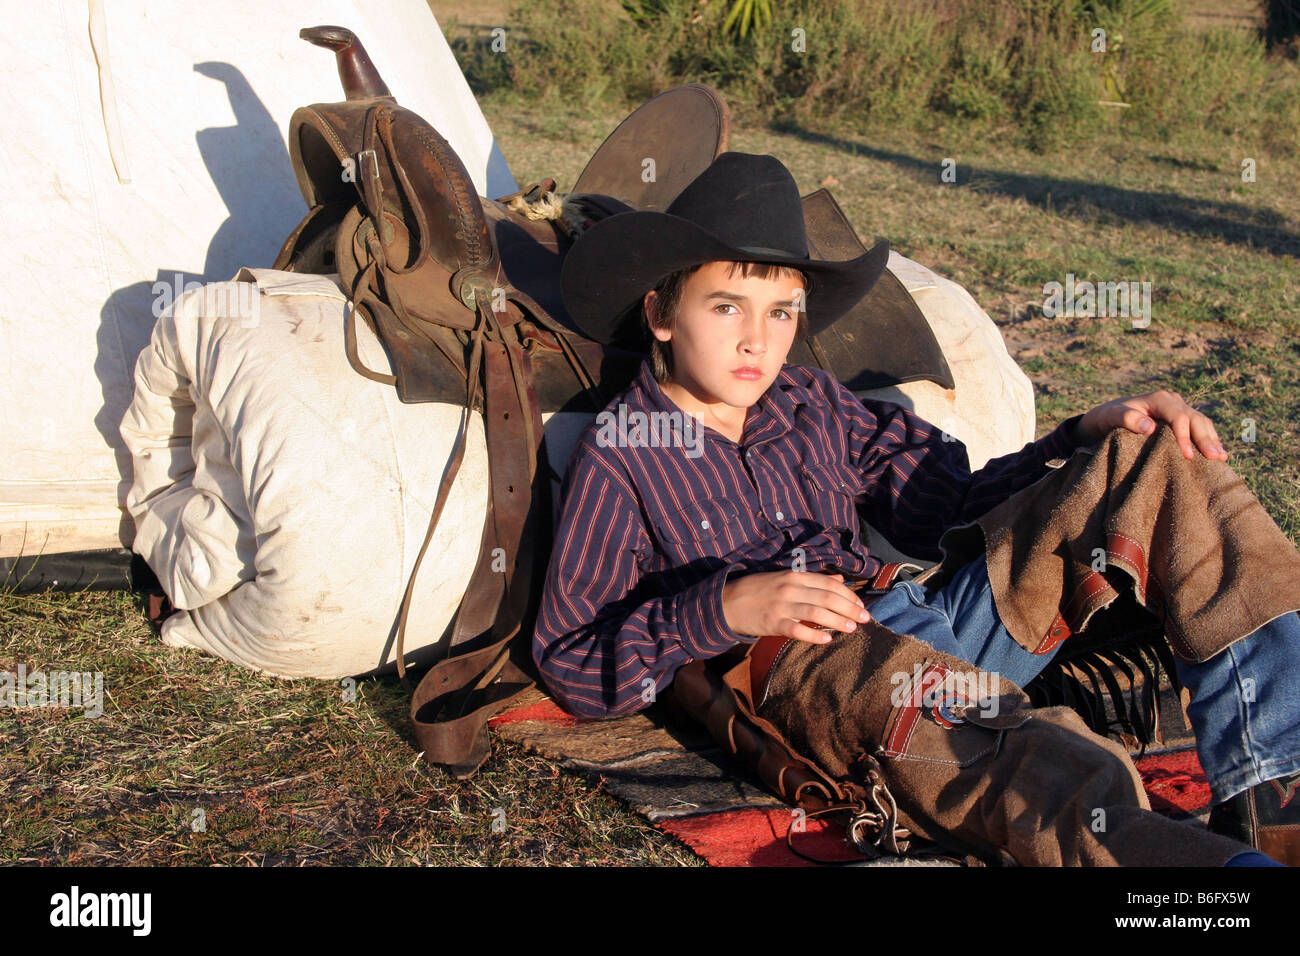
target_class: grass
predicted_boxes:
[6,20,1300,863]
[2,589,699,865]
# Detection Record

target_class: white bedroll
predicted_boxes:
[122,269,489,677]
[873,254,1035,472]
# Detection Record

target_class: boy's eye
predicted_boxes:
[714,303,792,320]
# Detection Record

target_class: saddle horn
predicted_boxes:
[300,25,393,100]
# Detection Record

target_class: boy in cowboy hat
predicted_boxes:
[533,151,1300,865]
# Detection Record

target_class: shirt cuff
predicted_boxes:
[1039,413,1087,463]
[676,561,754,658]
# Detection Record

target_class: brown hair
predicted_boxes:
[642,261,810,384]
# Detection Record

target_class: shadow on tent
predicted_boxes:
[4,63,302,595]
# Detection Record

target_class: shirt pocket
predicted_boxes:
[653,497,747,561]
[798,462,860,534]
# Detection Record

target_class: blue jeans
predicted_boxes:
[867,553,1300,803]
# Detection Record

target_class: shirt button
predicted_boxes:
[700,520,710,530]
[775,511,784,521]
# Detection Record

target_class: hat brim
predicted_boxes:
[560,210,890,349]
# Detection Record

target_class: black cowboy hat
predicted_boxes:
[560,151,890,350]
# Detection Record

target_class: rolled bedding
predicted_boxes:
[120,268,490,679]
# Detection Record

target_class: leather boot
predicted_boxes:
[1208,771,1300,865]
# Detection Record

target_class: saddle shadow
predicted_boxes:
[96,63,306,547]
[191,62,305,276]
[772,123,1300,259]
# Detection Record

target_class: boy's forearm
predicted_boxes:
[532,562,751,718]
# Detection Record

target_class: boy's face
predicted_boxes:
[646,260,804,419]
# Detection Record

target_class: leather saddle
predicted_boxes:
[274,25,954,776]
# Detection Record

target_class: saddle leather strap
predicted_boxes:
[397,298,601,777]
[342,257,398,385]
[350,93,538,699]
[393,300,491,690]
[402,306,551,776]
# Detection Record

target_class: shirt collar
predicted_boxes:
[628,358,804,448]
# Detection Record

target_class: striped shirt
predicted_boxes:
[532,358,1084,718]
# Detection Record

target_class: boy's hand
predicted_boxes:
[722,570,870,645]
[1076,390,1228,461]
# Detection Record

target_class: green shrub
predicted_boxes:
[444,0,1300,158]
[1121,25,1300,150]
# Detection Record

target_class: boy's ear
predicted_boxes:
[645,290,672,342]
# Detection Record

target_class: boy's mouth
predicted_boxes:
[732,366,763,380]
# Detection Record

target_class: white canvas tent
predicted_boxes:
[0,0,514,569]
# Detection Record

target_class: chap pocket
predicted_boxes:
[881,660,1027,768]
